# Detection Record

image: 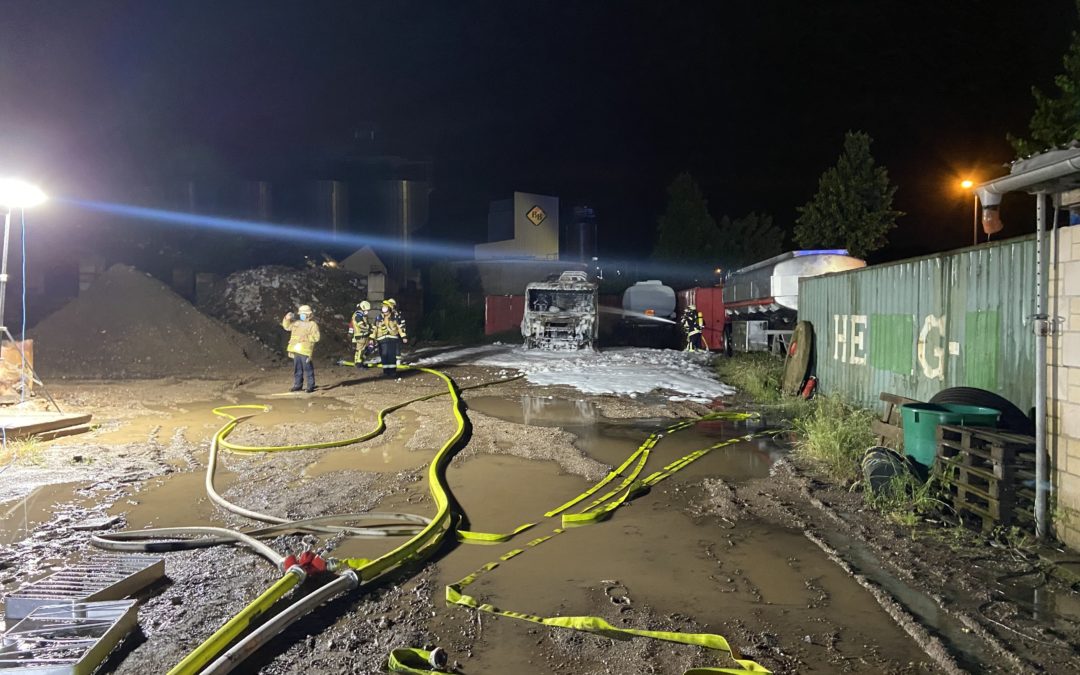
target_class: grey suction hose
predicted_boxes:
[206,434,428,538]
[201,570,360,675]
[91,526,286,567]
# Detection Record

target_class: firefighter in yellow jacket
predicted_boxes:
[370,299,407,378]
[680,305,705,352]
[348,300,376,365]
[282,304,321,392]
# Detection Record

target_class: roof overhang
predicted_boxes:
[976,145,1080,206]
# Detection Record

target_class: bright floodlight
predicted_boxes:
[0,179,46,209]
[960,179,974,189]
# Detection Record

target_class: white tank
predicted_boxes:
[622,280,676,320]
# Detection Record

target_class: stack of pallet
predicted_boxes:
[935,424,1036,532]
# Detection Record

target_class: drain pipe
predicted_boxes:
[1035,192,1049,539]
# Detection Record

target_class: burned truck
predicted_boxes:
[521,271,598,349]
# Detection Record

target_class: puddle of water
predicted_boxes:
[422,452,931,672]
[93,397,351,445]
[467,395,780,483]
[109,469,234,530]
[301,412,429,477]
[820,527,994,672]
[0,481,96,546]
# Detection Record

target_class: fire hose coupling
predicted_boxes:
[282,550,328,577]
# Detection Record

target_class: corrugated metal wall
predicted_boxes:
[798,236,1036,411]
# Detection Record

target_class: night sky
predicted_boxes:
[0,0,1075,263]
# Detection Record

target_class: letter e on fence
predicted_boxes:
[850,315,868,365]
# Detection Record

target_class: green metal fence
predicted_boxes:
[798,235,1036,411]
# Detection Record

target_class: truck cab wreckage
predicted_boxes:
[521,270,598,350]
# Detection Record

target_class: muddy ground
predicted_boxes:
[1,364,1078,674]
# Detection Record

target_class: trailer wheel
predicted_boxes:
[927,387,1034,435]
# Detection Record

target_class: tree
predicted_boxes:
[715,212,784,271]
[653,172,721,269]
[1009,1,1080,156]
[794,131,903,259]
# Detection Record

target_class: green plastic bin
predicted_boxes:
[900,403,1000,467]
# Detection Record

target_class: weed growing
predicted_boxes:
[0,437,46,467]
[866,471,951,530]
[715,353,785,402]
[791,395,876,483]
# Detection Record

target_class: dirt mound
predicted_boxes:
[31,265,275,379]
[201,265,368,363]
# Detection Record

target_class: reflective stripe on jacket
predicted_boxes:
[370,314,406,341]
[282,316,321,356]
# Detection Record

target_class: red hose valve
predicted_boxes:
[283,550,328,576]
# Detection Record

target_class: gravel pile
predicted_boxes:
[201,265,369,362]
[31,265,275,379]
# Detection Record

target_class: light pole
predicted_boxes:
[0,179,51,405]
[961,179,977,245]
[0,179,46,332]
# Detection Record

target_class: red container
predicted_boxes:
[676,287,725,352]
[484,295,525,336]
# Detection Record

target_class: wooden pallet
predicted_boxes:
[871,392,918,448]
[936,425,1035,532]
[0,412,93,441]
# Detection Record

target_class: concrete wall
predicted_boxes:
[1049,224,1080,549]
[475,191,559,260]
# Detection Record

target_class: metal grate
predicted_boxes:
[5,556,163,621]
[0,600,138,674]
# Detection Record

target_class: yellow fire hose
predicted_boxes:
[115,363,770,674]
[168,568,303,675]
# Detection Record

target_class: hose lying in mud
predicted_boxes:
[92,365,495,675]
[202,570,360,674]
[92,365,772,674]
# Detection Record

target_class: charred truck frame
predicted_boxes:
[521,271,598,349]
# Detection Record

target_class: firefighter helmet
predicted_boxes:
[384,298,397,308]
[358,300,371,311]
[298,304,313,315]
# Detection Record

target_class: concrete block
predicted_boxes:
[1066,262,1080,297]
[1064,332,1080,368]
[1068,436,1080,460]
[1064,401,1080,439]
[1058,471,1080,512]
[1073,239,1080,262]
[1059,520,1080,551]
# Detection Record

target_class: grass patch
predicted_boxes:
[0,437,47,467]
[866,472,950,529]
[715,353,785,402]
[791,395,876,484]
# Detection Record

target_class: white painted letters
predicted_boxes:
[917,314,946,380]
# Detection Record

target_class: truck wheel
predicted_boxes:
[927,387,1034,435]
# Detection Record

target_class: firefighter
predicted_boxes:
[282,304,321,392]
[384,298,407,365]
[371,299,408,377]
[348,300,377,365]
[681,304,705,352]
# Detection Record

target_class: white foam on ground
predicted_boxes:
[415,345,733,400]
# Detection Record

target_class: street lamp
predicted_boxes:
[0,179,46,334]
[960,179,978,245]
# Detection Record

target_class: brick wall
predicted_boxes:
[1049,224,1080,548]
